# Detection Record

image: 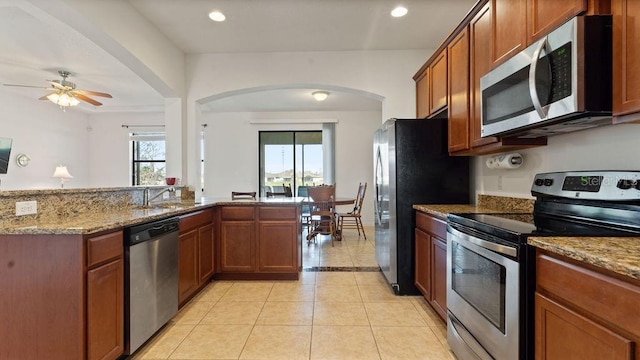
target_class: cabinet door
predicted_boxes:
[491,0,527,67]
[219,221,255,272]
[535,293,633,359]
[527,0,586,44]
[430,50,448,114]
[613,0,640,120]
[198,223,215,283]
[470,3,499,148]
[447,27,470,153]
[414,228,431,300]
[178,229,199,305]
[431,235,447,322]
[87,259,124,360]
[416,68,430,119]
[258,221,297,272]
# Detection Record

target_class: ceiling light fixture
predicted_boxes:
[391,6,408,17]
[47,90,80,111]
[208,10,226,22]
[312,91,330,102]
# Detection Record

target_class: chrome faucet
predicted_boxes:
[143,187,175,206]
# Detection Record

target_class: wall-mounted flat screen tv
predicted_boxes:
[0,138,12,174]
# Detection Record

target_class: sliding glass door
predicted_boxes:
[259,131,322,197]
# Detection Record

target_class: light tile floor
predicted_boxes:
[129,226,455,360]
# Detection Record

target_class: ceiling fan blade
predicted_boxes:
[74,89,112,98]
[38,91,57,100]
[74,93,102,106]
[2,84,49,89]
[48,81,69,90]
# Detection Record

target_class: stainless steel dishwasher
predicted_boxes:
[124,216,179,355]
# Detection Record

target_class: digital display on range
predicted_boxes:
[562,176,603,192]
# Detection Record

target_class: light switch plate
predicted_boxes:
[16,200,37,216]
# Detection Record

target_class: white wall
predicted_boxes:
[473,123,640,199]
[202,110,381,225]
[0,90,90,190]
[185,49,431,188]
[87,112,165,187]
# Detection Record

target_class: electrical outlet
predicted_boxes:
[162,191,170,200]
[16,200,37,216]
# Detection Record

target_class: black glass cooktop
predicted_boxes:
[448,212,640,244]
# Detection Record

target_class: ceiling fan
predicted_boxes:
[2,70,112,110]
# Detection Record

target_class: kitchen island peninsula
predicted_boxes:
[0,188,302,360]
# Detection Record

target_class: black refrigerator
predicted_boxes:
[374,118,469,295]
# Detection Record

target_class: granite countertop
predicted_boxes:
[413,204,505,220]
[0,196,303,236]
[413,194,536,220]
[528,237,640,281]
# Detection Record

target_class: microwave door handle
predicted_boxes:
[529,36,551,119]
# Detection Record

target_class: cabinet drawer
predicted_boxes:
[537,252,640,338]
[221,206,255,221]
[259,207,297,221]
[87,231,123,268]
[180,209,214,231]
[416,211,446,237]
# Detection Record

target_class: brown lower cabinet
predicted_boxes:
[414,211,447,323]
[535,250,640,359]
[178,208,215,306]
[216,205,300,280]
[0,230,124,360]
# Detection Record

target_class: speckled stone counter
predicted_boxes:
[413,194,535,220]
[0,195,303,235]
[528,237,640,281]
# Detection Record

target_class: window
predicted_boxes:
[259,131,322,196]
[130,132,166,185]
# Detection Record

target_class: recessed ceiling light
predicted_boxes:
[208,11,226,22]
[391,6,408,18]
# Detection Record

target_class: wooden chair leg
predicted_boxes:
[358,217,367,240]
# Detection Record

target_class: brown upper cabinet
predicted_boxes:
[527,0,588,44]
[430,50,448,116]
[491,0,527,67]
[612,0,640,123]
[413,0,611,155]
[447,29,470,153]
[415,68,430,119]
[492,0,588,68]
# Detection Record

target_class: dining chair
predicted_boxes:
[267,183,293,197]
[306,184,338,246]
[231,191,256,200]
[298,186,311,228]
[336,182,367,240]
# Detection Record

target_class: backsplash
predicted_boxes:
[477,194,534,213]
[0,186,188,225]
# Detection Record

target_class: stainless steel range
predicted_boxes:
[446,171,640,360]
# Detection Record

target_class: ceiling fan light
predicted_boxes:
[57,93,73,107]
[47,93,60,103]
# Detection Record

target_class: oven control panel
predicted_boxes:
[531,171,640,200]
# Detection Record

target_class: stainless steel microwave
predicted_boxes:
[480,16,612,139]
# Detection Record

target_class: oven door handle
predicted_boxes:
[448,313,494,360]
[529,36,551,119]
[448,226,517,257]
